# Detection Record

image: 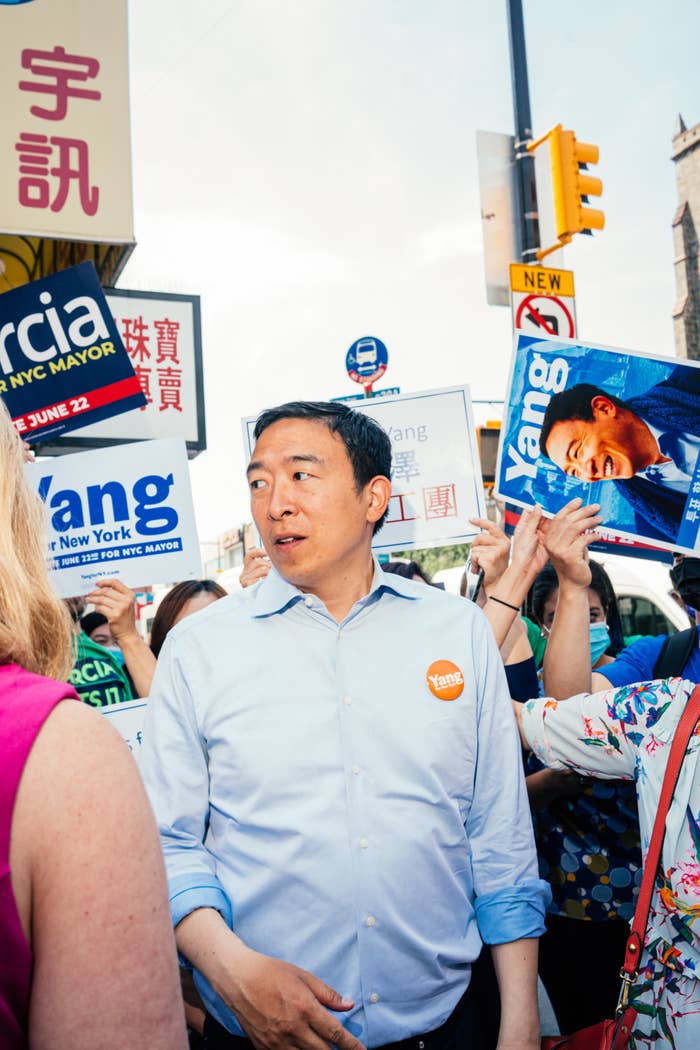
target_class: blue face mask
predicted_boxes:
[105,645,126,667]
[589,622,610,665]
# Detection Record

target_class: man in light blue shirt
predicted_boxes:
[141,401,549,1050]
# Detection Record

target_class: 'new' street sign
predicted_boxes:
[509,263,576,339]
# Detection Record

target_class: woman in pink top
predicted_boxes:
[0,403,187,1050]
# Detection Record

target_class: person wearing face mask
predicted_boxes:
[517,503,644,1036]
[670,555,700,615]
[526,559,626,676]
[540,551,700,705]
[65,605,134,707]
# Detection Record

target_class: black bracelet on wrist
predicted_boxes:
[488,594,520,612]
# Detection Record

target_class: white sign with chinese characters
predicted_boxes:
[64,290,204,450]
[242,386,486,551]
[0,0,133,243]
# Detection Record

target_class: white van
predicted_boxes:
[433,555,690,637]
[592,553,689,637]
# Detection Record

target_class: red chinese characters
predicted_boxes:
[386,493,419,525]
[423,484,458,520]
[120,315,183,413]
[20,46,101,121]
[17,44,101,216]
[16,133,98,215]
[122,317,151,364]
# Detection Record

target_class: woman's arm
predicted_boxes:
[539,499,602,699]
[11,700,187,1050]
[87,578,157,697]
[469,506,548,649]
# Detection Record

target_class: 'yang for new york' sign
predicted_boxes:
[0,261,146,440]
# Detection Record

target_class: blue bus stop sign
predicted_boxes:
[345,336,388,386]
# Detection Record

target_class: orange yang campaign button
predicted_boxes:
[426,660,464,701]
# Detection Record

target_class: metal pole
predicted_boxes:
[506,0,540,262]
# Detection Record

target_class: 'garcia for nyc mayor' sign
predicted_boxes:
[0,261,145,441]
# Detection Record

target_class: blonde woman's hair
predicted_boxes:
[0,401,72,680]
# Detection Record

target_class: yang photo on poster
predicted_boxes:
[495,334,700,555]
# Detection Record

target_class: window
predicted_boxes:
[617,595,677,639]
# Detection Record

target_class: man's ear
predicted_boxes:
[366,475,392,527]
[590,395,618,418]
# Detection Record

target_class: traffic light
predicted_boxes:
[526,123,604,259]
[477,421,501,485]
[547,123,604,242]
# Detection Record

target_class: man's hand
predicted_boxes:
[216,947,365,1050]
[86,578,138,641]
[538,498,602,591]
[240,548,272,589]
[468,518,510,589]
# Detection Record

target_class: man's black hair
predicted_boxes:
[253,401,392,534]
[539,384,627,459]
[80,611,108,637]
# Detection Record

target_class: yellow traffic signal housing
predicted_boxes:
[477,421,501,484]
[549,124,604,241]
[528,123,604,259]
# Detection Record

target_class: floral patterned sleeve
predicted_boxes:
[520,679,681,781]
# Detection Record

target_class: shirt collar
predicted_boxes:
[250,559,422,618]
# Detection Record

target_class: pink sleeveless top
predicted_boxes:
[0,663,77,1049]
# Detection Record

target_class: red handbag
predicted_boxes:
[541,683,700,1050]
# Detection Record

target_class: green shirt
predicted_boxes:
[523,616,547,669]
[69,631,133,707]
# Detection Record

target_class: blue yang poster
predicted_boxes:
[495,334,700,556]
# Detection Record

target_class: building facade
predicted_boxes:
[672,115,700,361]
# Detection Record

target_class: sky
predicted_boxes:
[121,0,700,543]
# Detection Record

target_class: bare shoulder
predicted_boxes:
[12,699,157,919]
[13,700,187,1049]
[19,699,143,817]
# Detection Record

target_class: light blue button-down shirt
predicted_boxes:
[140,563,549,1046]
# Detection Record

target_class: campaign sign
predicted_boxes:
[345,336,388,386]
[101,698,148,761]
[495,334,700,556]
[0,261,146,442]
[243,386,486,551]
[26,437,202,597]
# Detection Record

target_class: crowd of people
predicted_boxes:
[1,396,698,1050]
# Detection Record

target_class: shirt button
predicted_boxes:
[304,597,313,608]
[352,765,360,775]
[343,695,352,706]
[366,915,376,927]
[359,837,369,849]
[370,993,379,1004]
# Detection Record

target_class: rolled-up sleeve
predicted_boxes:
[139,634,232,933]
[467,616,551,944]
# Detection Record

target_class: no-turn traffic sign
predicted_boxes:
[513,292,576,337]
[509,263,577,338]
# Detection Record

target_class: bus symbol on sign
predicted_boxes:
[346,335,388,387]
[355,338,378,367]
